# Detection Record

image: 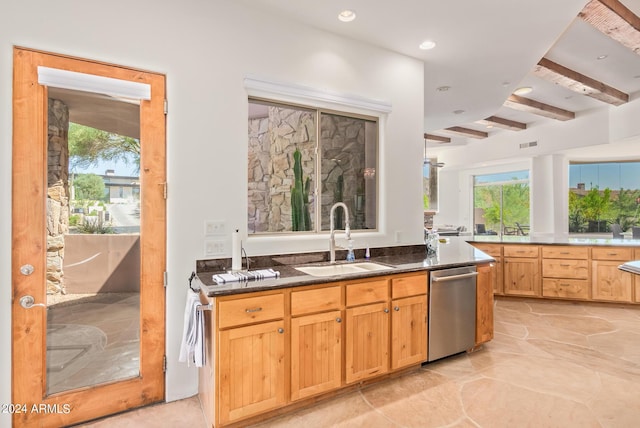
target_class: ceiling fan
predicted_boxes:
[423,139,444,167]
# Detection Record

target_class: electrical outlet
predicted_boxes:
[204,240,225,256]
[205,220,226,236]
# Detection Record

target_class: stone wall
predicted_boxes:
[248,106,316,233]
[47,98,69,295]
[248,108,372,233]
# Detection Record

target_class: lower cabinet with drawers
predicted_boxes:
[471,241,640,304]
[199,268,490,427]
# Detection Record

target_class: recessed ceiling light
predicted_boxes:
[597,54,608,60]
[486,125,494,129]
[338,10,356,22]
[513,86,533,96]
[419,40,436,50]
[453,109,465,115]
[436,85,451,92]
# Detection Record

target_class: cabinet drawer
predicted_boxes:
[542,279,589,299]
[503,245,539,258]
[542,245,588,259]
[391,273,427,299]
[291,286,341,316]
[591,247,633,261]
[346,279,389,307]
[542,259,589,279]
[472,244,502,257]
[218,293,284,329]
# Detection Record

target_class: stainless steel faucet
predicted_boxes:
[329,202,351,263]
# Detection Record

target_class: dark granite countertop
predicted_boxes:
[466,235,640,246]
[195,237,494,297]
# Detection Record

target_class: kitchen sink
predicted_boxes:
[295,262,393,277]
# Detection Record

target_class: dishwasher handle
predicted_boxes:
[431,272,478,282]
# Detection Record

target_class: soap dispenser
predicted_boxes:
[346,239,355,262]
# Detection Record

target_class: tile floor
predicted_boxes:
[47,293,140,394]
[80,297,640,427]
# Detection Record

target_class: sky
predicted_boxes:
[71,157,139,177]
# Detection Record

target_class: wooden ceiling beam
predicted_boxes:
[423,133,451,143]
[503,94,575,121]
[534,57,629,106]
[579,0,640,55]
[443,126,488,139]
[476,116,527,131]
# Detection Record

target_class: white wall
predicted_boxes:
[0,0,424,418]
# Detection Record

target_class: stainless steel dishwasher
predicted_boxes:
[428,265,477,362]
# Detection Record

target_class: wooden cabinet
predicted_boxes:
[503,245,540,297]
[471,243,503,295]
[345,279,390,384]
[290,286,342,401]
[475,263,494,345]
[542,246,590,300]
[215,292,286,425]
[390,273,427,370]
[592,247,633,302]
[635,249,640,303]
[201,267,492,426]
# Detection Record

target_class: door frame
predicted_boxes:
[11,47,166,427]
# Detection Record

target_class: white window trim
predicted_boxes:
[244,76,392,116]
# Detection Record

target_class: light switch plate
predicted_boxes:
[205,220,226,236]
[204,240,225,256]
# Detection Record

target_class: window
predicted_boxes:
[423,158,440,212]
[247,98,378,234]
[473,170,530,236]
[568,161,640,234]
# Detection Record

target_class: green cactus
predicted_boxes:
[291,148,312,231]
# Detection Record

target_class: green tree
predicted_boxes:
[568,191,585,232]
[73,173,106,201]
[581,187,611,232]
[69,123,140,171]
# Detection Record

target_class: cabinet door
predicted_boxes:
[391,295,427,369]
[592,260,633,302]
[476,264,494,345]
[218,320,286,425]
[345,302,389,384]
[503,257,541,296]
[290,310,342,401]
[492,258,503,295]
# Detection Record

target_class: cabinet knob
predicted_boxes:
[335,317,342,323]
[383,308,389,313]
[278,328,284,334]
[394,306,400,311]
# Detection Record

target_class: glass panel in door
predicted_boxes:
[45,89,141,394]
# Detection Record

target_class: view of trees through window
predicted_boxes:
[473,171,530,236]
[569,162,640,234]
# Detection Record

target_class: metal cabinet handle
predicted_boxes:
[394,306,400,311]
[383,308,389,313]
[246,307,263,313]
[19,295,46,309]
[278,328,284,334]
[336,317,342,323]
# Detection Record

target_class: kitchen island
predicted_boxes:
[195,239,494,427]
[468,235,640,303]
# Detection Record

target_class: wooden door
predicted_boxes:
[12,48,166,427]
[390,295,427,369]
[290,310,342,401]
[345,302,389,384]
[475,263,494,345]
[503,258,541,296]
[218,320,286,425]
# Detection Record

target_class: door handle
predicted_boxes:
[19,295,46,309]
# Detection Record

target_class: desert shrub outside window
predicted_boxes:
[248,98,378,234]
